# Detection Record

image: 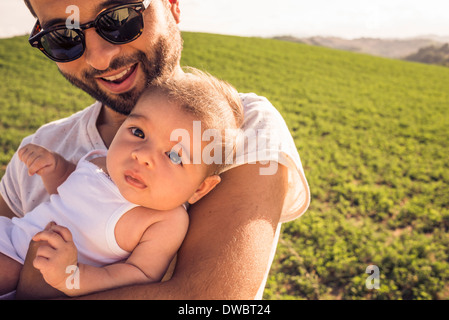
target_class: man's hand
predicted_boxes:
[31,222,78,293]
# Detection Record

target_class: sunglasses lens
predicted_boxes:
[41,29,84,62]
[30,4,146,62]
[97,7,143,43]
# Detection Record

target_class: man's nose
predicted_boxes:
[83,29,120,71]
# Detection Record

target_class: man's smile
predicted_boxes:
[96,63,139,94]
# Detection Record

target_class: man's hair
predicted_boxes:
[144,67,244,174]
[24,0,174,18]
[24,1,37,18]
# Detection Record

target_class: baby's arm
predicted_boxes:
[18,144,76,195]
[32,206,189,297]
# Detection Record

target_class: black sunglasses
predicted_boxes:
[29,0,151,63]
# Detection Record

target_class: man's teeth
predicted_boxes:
[102,67,131,82]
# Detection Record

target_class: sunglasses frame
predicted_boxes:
[29,0,152,63]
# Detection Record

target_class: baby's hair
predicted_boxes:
[142,67,244,175]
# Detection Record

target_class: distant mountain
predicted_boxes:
[405,43,449,67]
[416,35,449,43]
[273,36,444,60]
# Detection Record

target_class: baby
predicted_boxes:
[0,69,244,298]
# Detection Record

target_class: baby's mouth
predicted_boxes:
[124,172,147,189]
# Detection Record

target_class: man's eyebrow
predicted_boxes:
[94,0,130,14]
[41,0,128,29]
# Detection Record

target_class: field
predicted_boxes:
[1,32,449,299]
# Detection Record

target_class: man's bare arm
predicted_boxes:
[77,162,287,299]
[16,239,66,300]
[0,195,15,219]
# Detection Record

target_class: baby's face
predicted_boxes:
[107,94,211,210]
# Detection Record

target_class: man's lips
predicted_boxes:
[101,67,134,82]
[124,170,147,189]
[96,64,139,93]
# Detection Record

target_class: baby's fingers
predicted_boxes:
[18,144,34,163]
[33,229,65,249]
[26,156,53,176]
[18,147,53,176]
[32,242,55,272]
[47,224,73,243]
[33,254,50,271]
[33,223,73,245]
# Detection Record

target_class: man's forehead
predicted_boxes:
[30,0,132,27]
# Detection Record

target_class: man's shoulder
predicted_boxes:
[22,101,101,147]
[237,93,311,222]
[36,101,101,133]
[239,92,288,132]
[240,92,273,113]
[19,101,104,163]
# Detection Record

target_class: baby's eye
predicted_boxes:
[130,127,145,139]
[167,150,183,166]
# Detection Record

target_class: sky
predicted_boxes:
[1,0,449,39]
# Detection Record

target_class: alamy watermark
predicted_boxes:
[65,5,80,29]
[66,265,80,290]
[170,121,280,176]
[365,265,380,290]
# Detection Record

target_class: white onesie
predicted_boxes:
[0,150,137,266]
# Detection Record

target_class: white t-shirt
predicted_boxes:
[0,93,310,298]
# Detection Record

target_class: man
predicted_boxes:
[0,0,310,299]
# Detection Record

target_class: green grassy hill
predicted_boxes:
[1,32,449,300]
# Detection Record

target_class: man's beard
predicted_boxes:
[59,31,182,116]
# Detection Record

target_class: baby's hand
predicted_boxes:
[32,222,78,293]
[18,143,59,177]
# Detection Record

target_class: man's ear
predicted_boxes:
[188,175,221,205]
[169,0,181,24]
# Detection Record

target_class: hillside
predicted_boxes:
[273,35,444,59]
[405,43,449,67]
[274,35,449,68]
[1,33,449,300]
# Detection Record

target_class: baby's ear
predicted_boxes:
[187,175,221,205]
